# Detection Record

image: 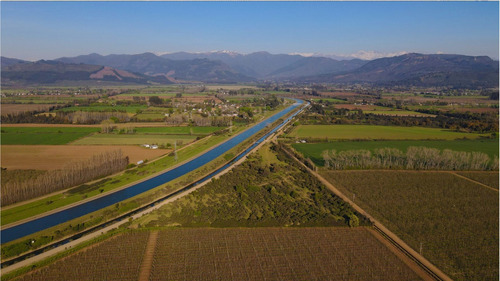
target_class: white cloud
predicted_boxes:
[343,50,409,60]
[288,52,315,57]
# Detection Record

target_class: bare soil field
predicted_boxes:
[1,123,167,128]
[11,228,425,281]
[1,104,59,115]
[1,145,168,170]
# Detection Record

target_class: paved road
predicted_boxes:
[1,100,307,274]
[1,100,303,244]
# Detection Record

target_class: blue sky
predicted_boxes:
[1,1,499,61]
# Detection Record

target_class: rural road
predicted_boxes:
[1,99,307,274]
[279,145,453,281]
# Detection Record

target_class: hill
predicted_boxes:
[57,52,254,83]
[1,59,167,85]
[1,57,28,68]
[301,53,499,88]
[268,57,366,79]
[161,51,366,79]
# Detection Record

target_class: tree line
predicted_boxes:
[2,150,129,205]
[322,147,498,171]
[302,105,499,133]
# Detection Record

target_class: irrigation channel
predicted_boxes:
[0,99,305,248]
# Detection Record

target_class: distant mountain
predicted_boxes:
[3,52,498,88]
[1,57,28,68]
[300,53,499,88]
[57,52,254,83]
[161,51,369,79]
[267,57,366,79]
[1,59,168,85]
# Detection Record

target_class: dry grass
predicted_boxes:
[1,145,168,170]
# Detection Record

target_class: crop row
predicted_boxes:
[14,231,149,281]
[13,228,423,281]
[321,170,499,281]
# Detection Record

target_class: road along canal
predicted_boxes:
[1,99,305,245]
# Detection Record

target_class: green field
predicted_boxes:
[292,139,499,166]
[288,125,490,140]
[1,127,100,145]
[311,98,347,103]
[321,170,499,281]
[134,126,223,135]
[72,134,197,145]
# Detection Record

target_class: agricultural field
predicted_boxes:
[134,126,222,135]
[1,95,93,104]
[132,144,368,228]
[1,127,100,145]
[71,133,197,146]
[311,97,348,103]
[8,228,424,281]
[292,139,499,166]
[10,231,149,281]
[1,145,167,170]
[363,110,435,117]
[1,104,60,115]
[320,170,499,281]
[56,104,147,113]
[456,171,499,189]
[288,125,490,140]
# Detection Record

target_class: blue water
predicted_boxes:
[1,99,304,244]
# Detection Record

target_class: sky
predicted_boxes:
[1,1,499,61]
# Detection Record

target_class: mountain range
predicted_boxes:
[1,51,498,88]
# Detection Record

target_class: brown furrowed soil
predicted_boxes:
[1,104,60,115]
[1,145,168,170]
[13,228,425,281]
[1,123,167,128]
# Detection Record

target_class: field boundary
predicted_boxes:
[0,101,305,273]
[448,171,499,192]
[138,231,158,281]
[278,144,453,281]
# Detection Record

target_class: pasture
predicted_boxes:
[1,145,167,170]
[288,125,490,140]
[292,139,499,166]
[9,228,424,281]
[321,170,499,281]
[1,127,99,145]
